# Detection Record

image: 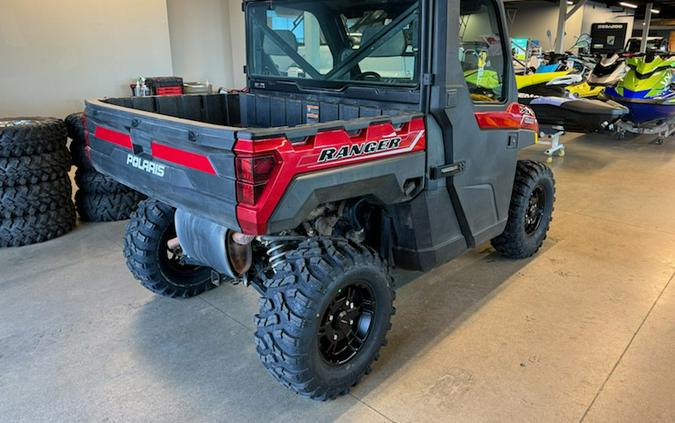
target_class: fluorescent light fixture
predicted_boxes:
[619,2,638,9]
[651,9,660,14]
[567,1,573,4]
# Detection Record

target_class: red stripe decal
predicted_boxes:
[151,142,216,175]
[94,126,133,149]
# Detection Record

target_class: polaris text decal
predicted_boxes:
[318,137,402,163]
[127,154,166,177]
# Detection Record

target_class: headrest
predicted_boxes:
[263,30,298,55]
[360,26,407,57]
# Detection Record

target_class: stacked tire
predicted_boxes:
[65,113,145,222]
[0,117,76,247]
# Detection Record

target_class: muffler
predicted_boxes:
[174,209,253,278]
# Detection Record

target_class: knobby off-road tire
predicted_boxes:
[124,199,215,298]
[0,117,67,158]
[65,112,85,142]
[0,202,76,247]
[255,238,395,400]
[65,113,94,170]
[75,190,145,222]
[69,139,93,170]
[0,148,71,187]
[492,160,556,259]
[0,176,72,219]
[75,168,129,194]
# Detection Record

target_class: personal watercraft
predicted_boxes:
[604,54,675,124]
[625,37,669,55]
[567,54,626,98]
[519,95,628,133]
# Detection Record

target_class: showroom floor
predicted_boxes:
[2,132,675,423]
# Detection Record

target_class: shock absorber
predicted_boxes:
[266,240,290,271]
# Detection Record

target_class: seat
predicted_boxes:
[359,25,407,57]
[263,30,299,55]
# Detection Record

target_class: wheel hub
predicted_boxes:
[318,284,375,365]
[525,185,546,235]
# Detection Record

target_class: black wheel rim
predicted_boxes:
[157,226,206,284]
[525,185,546,236]
[318,283,376,366]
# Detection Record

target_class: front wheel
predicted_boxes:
[255,239,395,400]
[124,199,215,298]
[492,160,556,259]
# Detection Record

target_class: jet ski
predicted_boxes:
[604,54,675,124]
[588,54,627,86]
[520,95,628,133]
[567,54,626,98]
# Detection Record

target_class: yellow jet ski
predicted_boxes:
[515,71,571,90]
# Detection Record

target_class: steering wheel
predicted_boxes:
[355,71,383,81]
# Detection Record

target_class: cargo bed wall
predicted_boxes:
[102,90,419,130]
[240,91,419,128]
[104,94,241,127]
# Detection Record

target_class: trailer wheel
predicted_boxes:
[255,239,395,400]
[492,160,555,259]
[124,199,215,298]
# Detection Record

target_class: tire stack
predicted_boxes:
[65,113,145,222]
[0,117,76,247]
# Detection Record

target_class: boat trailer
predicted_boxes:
[616,119,675,145]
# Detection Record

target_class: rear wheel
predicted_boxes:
[255,239,394,400]
[492,160,555,259]
[124,199,215,298]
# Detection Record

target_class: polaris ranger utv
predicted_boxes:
[84,0,555,400]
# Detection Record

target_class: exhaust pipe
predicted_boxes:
[174,209,253,278]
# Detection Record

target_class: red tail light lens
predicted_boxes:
[474,102,539,133]
[235,155,277,206]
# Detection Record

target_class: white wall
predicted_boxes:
[228,0,247,88]
[0,0,173,118]
[166,0,246,90]
[509,5,583,52]
[167,0,232,89]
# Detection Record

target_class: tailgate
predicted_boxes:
[84,98,240,230]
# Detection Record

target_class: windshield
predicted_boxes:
[626,39,664,53]
[247,0,420,86]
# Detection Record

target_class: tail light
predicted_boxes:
[475,102,539,133]
[235,154,278,206]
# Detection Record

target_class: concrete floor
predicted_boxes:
[2,132,675,422]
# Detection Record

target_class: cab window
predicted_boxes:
[459,0,506,103]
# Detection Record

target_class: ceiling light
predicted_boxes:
[651,9,660,14]
[567,1,573,4]
[619,2,638,9]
